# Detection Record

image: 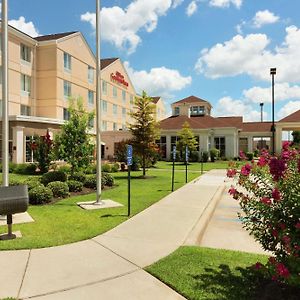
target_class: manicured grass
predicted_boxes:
[146,246,269,300]
[0,169,199,250]
[154,161,234,171]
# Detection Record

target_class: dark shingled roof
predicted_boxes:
[151,97,161,104]
[279,109,300,123]
[173,95,212,107]
[101,58,118,70]
[241,122,273,132]
[35,31,78,41]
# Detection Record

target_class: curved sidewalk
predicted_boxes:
[0,170,226,300]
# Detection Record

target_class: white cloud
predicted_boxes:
[172,0,184,8]
[195,25,300,83]
[243,83,300,104]
[277,101,300,119]
[81,0,176,54]
[124,61,192,99]
[214,96,268,122]
[186,1,198,16]
[8,16,39,37]
[252,10,280,28]
[209,0,242,9]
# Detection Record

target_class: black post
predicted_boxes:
[171,159,175,192]
[127,165,131,217]
[270,68,276,155]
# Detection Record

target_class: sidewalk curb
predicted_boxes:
[183,182,226,245]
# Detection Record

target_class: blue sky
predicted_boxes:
[6,0,300,121]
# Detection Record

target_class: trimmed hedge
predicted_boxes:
[102,172,114,187]
[67,180,83,192]
[41,171,67,186]
[69,172,86,183]
[84,172,114,189]
[14,163,37,175]
[29,186,53,205]
[47,181,69,198]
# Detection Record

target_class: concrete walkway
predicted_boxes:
[0,170,226,300]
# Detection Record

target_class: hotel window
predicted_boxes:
[190,106,205,116]
[113,104,118,116]
[130,95,134,106]
[122,90,126,104]
[88,117,94,128]
[88,66,94,83]
[21,105,31,116]
[171,136,180,150]
[113,123,118,131]
[122,108,126,119]
[113,86,117,98]
[101,100,107,113]
[63,108,70,120]
[102,80,107,95]
[64,80,71,99]
[25,136,35,163]
[156,136,167,159]
[174,107,180,116]
[214,137,226,157]
[102,121,107,131]
[88,90,94,106]
[20,44,31,63]
[20,74,31,94]
[64,52,71,71]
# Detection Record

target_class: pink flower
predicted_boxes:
[282,235,291,245]
[269,257,276,265]
[241,164,252,176]
[278,223,286,230]
[295,222,300,229]
[257,156,268,167]
[254,262,263,270]
[282,141,290,150]
[272,229,278,237]
[261,197,272,205]
[269,158,286,181]
[239,150,247,160]
[227,169,237,178]
[228,186,237,196]
[276,263,290,278]
[272,188,281,201]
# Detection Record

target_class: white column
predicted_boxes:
[248,136,253,152]
[200,134,209,152]
[275,127,282,154]
[12,126,24,164]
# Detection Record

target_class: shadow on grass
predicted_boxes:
[192,264,300,300]
[100,214,127,218]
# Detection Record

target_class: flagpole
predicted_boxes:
[2,0,9,188]
[95,0,103,204]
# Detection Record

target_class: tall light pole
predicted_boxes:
[95,0,103,204]
[270,68,276,155]
[2,0,9,188]
[260,102,264,149]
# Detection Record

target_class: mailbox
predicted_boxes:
[0,185,29,215]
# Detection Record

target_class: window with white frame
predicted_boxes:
[88,117,94,128]
[20,74,31,94]
[113,86,117,98]
[190,106,205,116]
[102,80,107,95]
[174,107,180,116]
[122,107,126,119]
[122,90,126,104]
[64,80,71,99]
[113,104,118,116]
[20,44,31,63]
[101,100,107,113]
[88,66,94,83]
[130,95,134,106]
[113,122,118,131]
[63,108,70,120]
[214,137,226,157]
[21,105,31,116]
[64,52,71,71]
[102,120,107,131]
[88,90,94,105]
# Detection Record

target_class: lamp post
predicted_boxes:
[260,102,264,149]
[270,68,276,155]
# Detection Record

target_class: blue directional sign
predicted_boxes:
[172,145,176,161]
[127,145,133,166]
[185,146,189,162]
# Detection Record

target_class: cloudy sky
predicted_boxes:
[7,0,300,121]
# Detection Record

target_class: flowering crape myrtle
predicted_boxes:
[227,142,300,285]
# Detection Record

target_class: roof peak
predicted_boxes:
[35,31,78,41]
[173,95,212,106]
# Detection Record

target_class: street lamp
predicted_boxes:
[260,102,264,149]
[270,68,276,155]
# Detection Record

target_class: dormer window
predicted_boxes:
[190,106,205,116]
[174,107,180,116]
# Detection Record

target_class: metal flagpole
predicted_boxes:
[95,0,103,204]
[2,0,9,188]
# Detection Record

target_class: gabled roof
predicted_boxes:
[34,31,78,42]
[241,122,273,132]
[216,116,243,128]
[151,97,161,104]
[279,109,300,123]
[173,95,212,107]
[101,58,119,70]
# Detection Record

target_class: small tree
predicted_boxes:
[292,131,300,145]
[129,91,160,176]
[176,121,198,160]
[53,98,95,174]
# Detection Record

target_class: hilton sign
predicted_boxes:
[111,71,129,88]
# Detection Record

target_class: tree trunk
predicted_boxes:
[143,152,146,176]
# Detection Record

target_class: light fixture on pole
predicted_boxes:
[270,68,276,155]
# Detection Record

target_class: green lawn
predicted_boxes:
[154,161,234,171]
[146,246,269,300]
[0,168,200,250]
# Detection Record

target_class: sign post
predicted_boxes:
[200,148,204,174]
[127,145,133,217]
[185,146,189,183]
[171,145,176,191]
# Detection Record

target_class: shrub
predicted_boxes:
[227,143,300,285]
[120,163,126,171]
[254,149,259,157]
[102,163,112,173]
[29,186,53,205]
[57,165,71,174]
[47,181,69,198]
[131,156,140,171]
[69,172,86,183]
[102,172,114,187]
[111,163,119,172]
[41,170,67,185]
[189,151,199,162]
[210,148,220,162]
[246,152,254,161]
[67,180,83,192]
[85,164,97,174]
[14,163,37,175]
[202,151,209,162]
[24,177,43,191]
[84,174,97,189]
